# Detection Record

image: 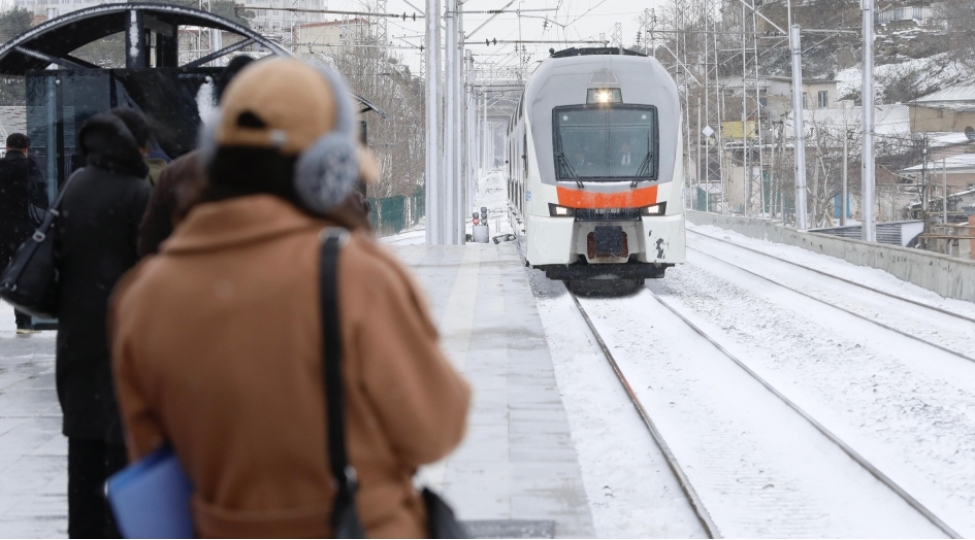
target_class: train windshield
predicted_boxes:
[552,105,657,182]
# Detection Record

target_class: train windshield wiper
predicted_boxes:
[631,152,652,187]
[556,152,585,188]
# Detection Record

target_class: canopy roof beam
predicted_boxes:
[182,37,255,68]
[14,46,92,70]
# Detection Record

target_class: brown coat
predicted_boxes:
[110,195,470,538]
[137,150,206,257]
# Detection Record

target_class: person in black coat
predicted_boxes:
[0,133,48,331]
[55,109,151,538]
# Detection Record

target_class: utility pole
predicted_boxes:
[699,97,705,211]
[861,0,876,242]
[790,24,809,230]
[741,0,749,216]
[943,157,948,225]
[444,0,459,244]
[921,136,928,224]
[425,0,442,245]
[454,2,465,242]
[842,127,849,226]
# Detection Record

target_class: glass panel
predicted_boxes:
[553,105,656,181]
[27,67,220,193]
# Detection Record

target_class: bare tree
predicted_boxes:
[307,31,425,199]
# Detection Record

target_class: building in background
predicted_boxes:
[297,18,369,55]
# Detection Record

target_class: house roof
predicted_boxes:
[916,85,975,104]
[901,153,975,173]
[907,185,975,209]
[298,19,371,29]
[761,75,836,85]
[786,104,911,138]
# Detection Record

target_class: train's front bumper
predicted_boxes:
[526,214,686,267]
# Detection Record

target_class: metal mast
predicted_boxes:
[444,0,458,243]
[376,0,388,48]
[790,24,808,230]
[750,0,765,216]
[861,0,876,241]
[425,0,443,244]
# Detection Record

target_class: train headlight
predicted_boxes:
[548,203,576,217]
[641,202,667,216]
[586,88,622,104]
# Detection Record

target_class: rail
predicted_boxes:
[568,292,720,539]
[687,229,975,364]
[642,287,962,538]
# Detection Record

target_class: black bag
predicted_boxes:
[0,170,79,318]
[320,229,467,540]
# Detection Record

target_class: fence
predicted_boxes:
[368,186,425,237]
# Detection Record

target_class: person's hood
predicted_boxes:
[78,114,149,178]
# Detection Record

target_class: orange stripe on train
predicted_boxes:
[556,185,658,209]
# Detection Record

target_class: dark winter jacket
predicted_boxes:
[55,113,151,443]
[137,150,206,257]
[0,151,47,263]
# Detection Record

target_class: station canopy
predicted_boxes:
[0,2,384,115]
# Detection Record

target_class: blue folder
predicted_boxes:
[106,444,195,539]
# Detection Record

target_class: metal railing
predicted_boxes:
[917,221,975,259]
[368,186,425,237]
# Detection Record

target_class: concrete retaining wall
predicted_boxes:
[686,210,975,303]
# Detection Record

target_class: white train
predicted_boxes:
[507,47,686,292]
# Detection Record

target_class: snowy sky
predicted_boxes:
[325,0,670,75]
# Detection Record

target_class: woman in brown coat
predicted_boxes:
[110,59,470,538]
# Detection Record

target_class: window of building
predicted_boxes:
[818,90,828,109]
[802,92,808,109]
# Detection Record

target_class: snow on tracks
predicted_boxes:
[574,288,947,538]
[671,233,975,536]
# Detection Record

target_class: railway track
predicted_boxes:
[687,228,975,325]
[686,230,975,365]
[568,292,720,539]
[569,287,962,538]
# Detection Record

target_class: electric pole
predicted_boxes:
[790,24,809,230]
[861,0,876,241]
[425,0,442,244]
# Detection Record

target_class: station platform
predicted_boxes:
[392,241,595,538]
[0,239,595,538]
[0,312,63,538]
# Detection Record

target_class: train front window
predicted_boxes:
[552,105,657,182]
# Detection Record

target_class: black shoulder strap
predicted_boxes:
[320,227,369,538]
[31,168,82,243]
[320,228,355,490]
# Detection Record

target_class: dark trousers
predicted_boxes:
[14,308,30,329]
[68,438,127,539]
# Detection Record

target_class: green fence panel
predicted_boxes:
[367,187,425,236]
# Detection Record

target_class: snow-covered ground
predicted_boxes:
[382,170,975,536]
[674,224,975,535]
[6,164,975,537]
[0,305,63,539]
[379,169,514,246]
[529,274,708,538]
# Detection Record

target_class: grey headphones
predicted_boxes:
[199,62,360,215]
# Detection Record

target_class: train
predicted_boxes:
[506,47,686,293]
